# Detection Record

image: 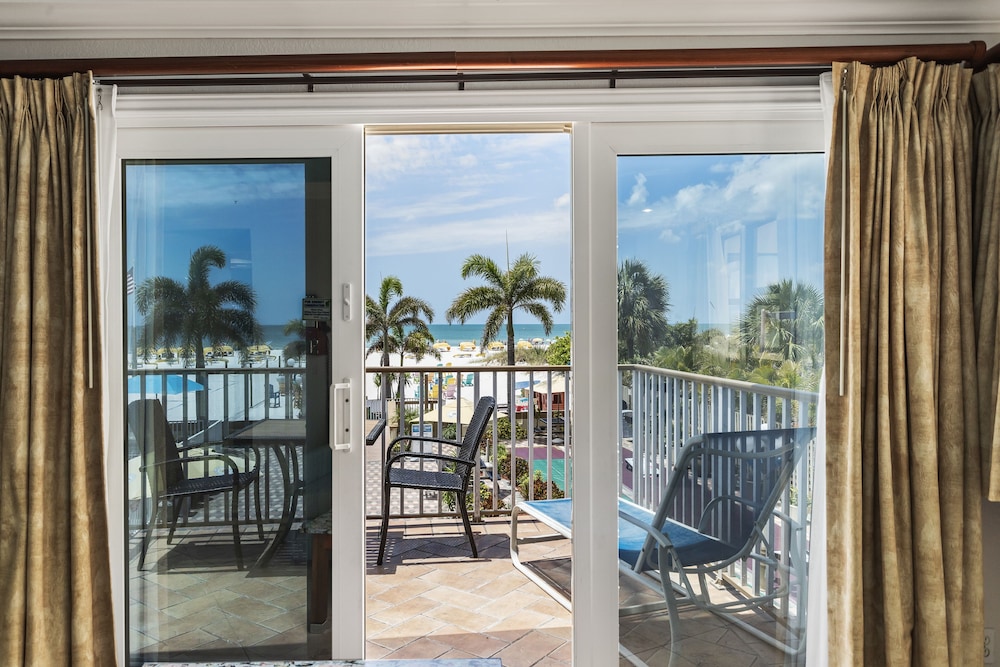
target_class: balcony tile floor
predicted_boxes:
[130,516,791,667]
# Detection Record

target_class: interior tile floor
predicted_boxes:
[129,516,797,667]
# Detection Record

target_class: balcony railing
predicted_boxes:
[126,362,819,628]
[618,364,819,627]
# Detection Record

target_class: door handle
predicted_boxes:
[331,380,352,451]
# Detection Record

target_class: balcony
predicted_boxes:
[126,363,818,666]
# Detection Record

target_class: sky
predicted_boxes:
[617,153,826,327]
[125,137,825,332]
[365,133,572,324]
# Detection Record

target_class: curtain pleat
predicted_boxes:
[824,58,982,667]
[0,73,116,667]
[973,64,1000,500]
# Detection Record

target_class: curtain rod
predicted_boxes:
[0,41,992,82]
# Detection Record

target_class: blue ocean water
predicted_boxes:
[257,322,571,351]
[424,323,570,346]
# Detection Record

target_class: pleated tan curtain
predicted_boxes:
[973,64,1000,500]
[824,58,983,666]
[0,73,116,666]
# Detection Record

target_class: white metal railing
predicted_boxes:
[127,361,820,628]
[365,364,572,521]
[618,363,820,636]
[126,367,303,531]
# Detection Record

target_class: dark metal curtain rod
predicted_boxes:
[0,41,993,82]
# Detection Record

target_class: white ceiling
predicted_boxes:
[2,0,1000,43]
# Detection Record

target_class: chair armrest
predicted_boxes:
[366,417,387,446]
[140,453,246,476]
[387,434,462,449]
[385,450,475,470]
[618,506,674,551]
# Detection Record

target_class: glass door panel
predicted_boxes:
[123,153,356,663]
[615,152,825,665]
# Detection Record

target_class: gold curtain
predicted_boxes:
[973,64,1000,500]
[824,58,983,666]
[0,73,116,666]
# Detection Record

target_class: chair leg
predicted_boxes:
[166,498,184,544]
[253,477,264,540]
[231,488,244,570]
[457,492,478,559]
[376,483,392,565]
[137,501,160,571]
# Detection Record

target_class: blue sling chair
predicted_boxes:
[511,427,814,657]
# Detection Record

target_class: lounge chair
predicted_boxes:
[128,398,263,570]
[376,395,496,565]
[511,427,814,656]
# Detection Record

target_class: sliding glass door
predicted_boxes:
[587,112,826,666]
[117,126,365,664]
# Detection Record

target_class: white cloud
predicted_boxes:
[627,173,648,206]
[143,163,305,208]
[367,207,570,258]
[619,154,825,243]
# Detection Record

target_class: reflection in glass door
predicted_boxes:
[615,153,825,665]
[124,158,337,662]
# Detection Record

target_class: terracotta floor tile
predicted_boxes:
[129,515,788,665]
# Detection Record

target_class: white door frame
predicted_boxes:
[101,83,825,666]
[106,122,367,659]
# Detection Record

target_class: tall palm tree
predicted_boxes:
[365,276,435,401]
[446,253,566,366]
[737,279,823,368]
[135,244,260,371]
[135,245,259,424]
[617,258,670,363]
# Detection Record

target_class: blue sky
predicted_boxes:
[617,153,826,327]
[126,139,825,331]
[365,133,572,324]
[126,161,307,325]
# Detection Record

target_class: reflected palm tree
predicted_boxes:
[738,279,823,368]
[135,245,260,370]
[282,318,307,366]
[618,258,670,363]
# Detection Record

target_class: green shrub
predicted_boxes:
[483,416,527,445]
[517,470,565,500]
[443,481,494,512]
[496,444,529,481]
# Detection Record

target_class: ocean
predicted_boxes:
[257,322,571,351]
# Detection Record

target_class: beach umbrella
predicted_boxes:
[533,374,568,411]
[422,398,476,425]
[128,374,205,395]
[533,374,567,395]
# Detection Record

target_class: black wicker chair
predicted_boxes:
[128,398,263,570]
[377,395,496,565]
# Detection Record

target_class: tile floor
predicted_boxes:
[131,434,797,666]
[130,512,799,667]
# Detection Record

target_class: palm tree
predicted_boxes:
[135,244,260,371]
[446,253,566,366]
[282,318,307,366]
[617,258,670,363]
[737,279,823,368]
[365,276,435,403]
